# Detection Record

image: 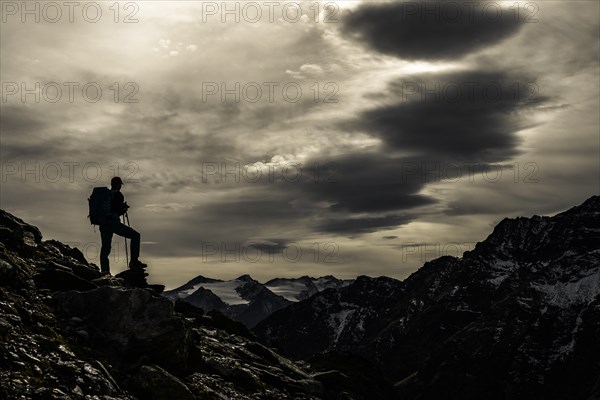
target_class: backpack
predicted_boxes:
[88,187,112,225]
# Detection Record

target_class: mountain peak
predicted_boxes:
[556,194,600,217]
[188,274,222,284]
[236,274,255,282]
[462,195,599,264]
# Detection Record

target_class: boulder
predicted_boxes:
[67,262,103,281]
[34,268,98,292]
[53,286,192,374]
[43,240,88,264]
[0,259,35,290]
[130,364,195,400]
[92,275,126,287]
[0,210,42,256]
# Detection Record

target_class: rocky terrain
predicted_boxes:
[2,196,598,400]
[0,209,395,399]
[164,275,352,328]
[254,196,600,400]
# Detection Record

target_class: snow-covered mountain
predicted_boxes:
[265,275,353,301]
[164,274,353,327]
[254,196,600,400]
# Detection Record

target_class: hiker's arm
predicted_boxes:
[119,196,129,215]
[119,191,130,214]
[113,192,128,215]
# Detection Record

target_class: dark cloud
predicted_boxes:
[0,106,74,160]
[316,214,414,236]
[297,69,551,236]
[341,70,549,161]
[0,139,72,160]
[0,105,48,136]
[135,152,434,242]
[301,153,436,213]
[200,197,311,223]
[248,239,291,254]
[341,2,525,60]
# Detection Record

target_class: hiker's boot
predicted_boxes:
[129,259,147,270]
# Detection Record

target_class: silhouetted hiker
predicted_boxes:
[98,177,146,274]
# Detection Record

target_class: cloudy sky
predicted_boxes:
[1,1,598,289]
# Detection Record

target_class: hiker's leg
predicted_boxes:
[99,226,113,273]
[111,222,141,262]
[130,228,140,262]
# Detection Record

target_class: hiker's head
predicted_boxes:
[111,176,124,190]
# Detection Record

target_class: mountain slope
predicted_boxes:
[0,209,397,399]
[254,196,600,400]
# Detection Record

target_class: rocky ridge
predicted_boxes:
[0,209,395,400]
[254,196,600,400]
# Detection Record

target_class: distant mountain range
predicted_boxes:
[253,196,600,400]
[163,274,353,327]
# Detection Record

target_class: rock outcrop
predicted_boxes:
[54,286,192,374]
[254,196,600,400]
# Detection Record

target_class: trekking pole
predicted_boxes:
[123,214,129,266]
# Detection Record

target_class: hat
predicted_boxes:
[111,176,124,186]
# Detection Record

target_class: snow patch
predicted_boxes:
[266,277,351,302]
[488,274,509,287]
[533,270,600,307]
[328,309,355,344]
[313,277,352,291]
[266,281,309,302]
[185,280,250,305]
[551,310,585,362]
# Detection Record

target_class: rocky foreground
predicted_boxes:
[0,209,394,400]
